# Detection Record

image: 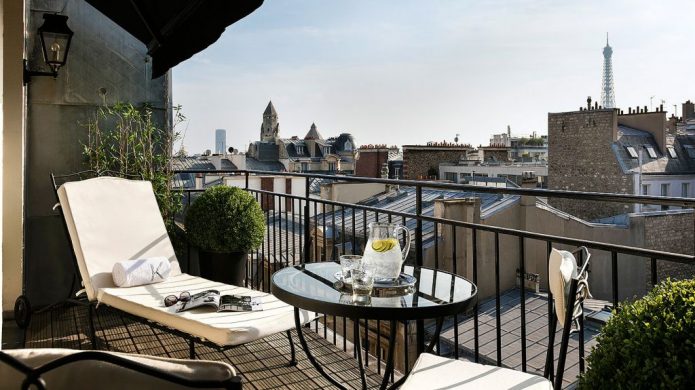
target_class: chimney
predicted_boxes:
[195,174,203,190]
[433,198,480,277]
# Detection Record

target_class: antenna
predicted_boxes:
[650,96,655,111]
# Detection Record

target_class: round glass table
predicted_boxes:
[272,262,477,390]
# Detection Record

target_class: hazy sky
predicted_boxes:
[173,0,695,155]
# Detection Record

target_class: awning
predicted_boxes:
[86,0,264,78]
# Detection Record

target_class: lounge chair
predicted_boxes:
[400,247,591,389]
[0,348,241,389]
[54,174,313,360]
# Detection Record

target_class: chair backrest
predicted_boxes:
[57,176,181,301]
[545,247,591,388]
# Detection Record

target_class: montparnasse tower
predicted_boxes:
[601,33,615,109]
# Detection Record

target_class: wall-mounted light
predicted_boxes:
[23,13,74,84]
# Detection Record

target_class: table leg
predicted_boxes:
[387,317,445,390]
[379,320,397,390]
[353,318,368,390]
[294,308,347,390]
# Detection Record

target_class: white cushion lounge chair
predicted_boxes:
[55,175,313,359]
[400,247,591,390]
[0,348,241,389]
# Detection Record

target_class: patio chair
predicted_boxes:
[0,348,241,389]
[399,247,591,390]
[52,173,314,360]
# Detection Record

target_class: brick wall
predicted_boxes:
[355,149,389,178]
[643,212,695,287]
[403,147,470,180]
[548,109,633,220]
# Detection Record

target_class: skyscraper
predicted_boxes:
[215,129,226,154]
[601,34,615,109]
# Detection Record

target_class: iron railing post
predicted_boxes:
[415,185,425,355]
[304,177,311,264]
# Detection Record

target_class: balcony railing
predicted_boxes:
[173,169,695,388]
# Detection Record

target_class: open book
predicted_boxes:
[175,289,263,313]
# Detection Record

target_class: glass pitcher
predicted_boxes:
[363,222,411,282]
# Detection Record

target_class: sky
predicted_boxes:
[173,0,695,155]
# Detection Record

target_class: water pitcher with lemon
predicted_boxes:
[363,222,411,282]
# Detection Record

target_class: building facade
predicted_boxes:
[549,99,695,220]
[402,142,473,180]
[355,145,402,179]
[247,101,358,173]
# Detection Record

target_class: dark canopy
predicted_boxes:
[86,0,263,78]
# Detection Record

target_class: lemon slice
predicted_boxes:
[371,238,398,252]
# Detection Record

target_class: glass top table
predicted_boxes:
[272,262,478,390]
[272,262,478,321]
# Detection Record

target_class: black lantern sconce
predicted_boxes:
[23,13,74,84]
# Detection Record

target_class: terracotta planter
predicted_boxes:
[198,250,247,286]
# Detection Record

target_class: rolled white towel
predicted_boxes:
[112,257,171,287]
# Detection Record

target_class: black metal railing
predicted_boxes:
[173,169,695,387]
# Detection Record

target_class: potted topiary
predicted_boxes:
[185,186,265,286]
[579,279,695,389]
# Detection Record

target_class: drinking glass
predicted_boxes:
[350,262,376,299]
[339,255,362,281]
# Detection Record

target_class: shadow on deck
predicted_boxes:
[8,305,384,390]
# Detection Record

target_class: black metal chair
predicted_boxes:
[399,247,592,390]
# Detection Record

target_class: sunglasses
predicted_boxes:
[164,291,191,307]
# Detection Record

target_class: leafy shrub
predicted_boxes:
[185,186,265,253]
[579,279,695,389]
[82,102,185,225]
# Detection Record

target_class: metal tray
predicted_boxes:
[334,271,417,297]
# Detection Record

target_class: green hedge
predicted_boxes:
[185,186,265,253]
[579,279,695,389]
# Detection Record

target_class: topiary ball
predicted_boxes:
[579,279,695,389]
[185,186,265,254]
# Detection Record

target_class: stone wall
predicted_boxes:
[548,109,633,220]
[643,211,695,287]
[481,149,510,162]
[403,147,469,180]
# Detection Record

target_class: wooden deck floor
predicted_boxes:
[11,304,386,389]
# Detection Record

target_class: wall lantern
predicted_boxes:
[23,13,74,84]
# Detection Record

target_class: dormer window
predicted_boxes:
[666,146,677,159]
[684,145,695,159]
[296,145,304,155]
[323,146,331,155]
[344,140,352,151]
[644,146,657,159]
[625,146,638,159]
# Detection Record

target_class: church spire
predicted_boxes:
[260,100,279,142]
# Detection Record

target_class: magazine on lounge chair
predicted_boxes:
[176,290,263,313]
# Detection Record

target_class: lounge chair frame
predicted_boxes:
[0,350,242,390]
[45,171,297,364]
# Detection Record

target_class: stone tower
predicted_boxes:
[260,101,279,142]
[601,34,615,109]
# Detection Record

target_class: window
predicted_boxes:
[661,183,669,196]
[685,145,695,159]
[344,140,352,151]
[296,145,304,155]
[301,162,308,172]
[394,167,400,179]
[445,172,458,182]
[666,146,678,159]
[644,146,657,159]
[642,184,650,195]
[683,183,690,198]
[323,146,331,155]
[328,162,337,172]
[625,146,638,159]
